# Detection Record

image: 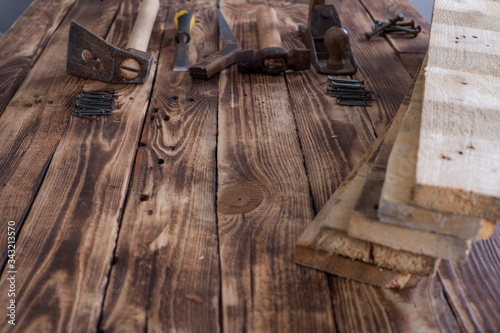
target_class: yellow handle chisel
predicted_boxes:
[173,10,195,71]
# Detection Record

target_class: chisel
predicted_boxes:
[173,10,195,71]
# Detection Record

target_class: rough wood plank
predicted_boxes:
[360,0,431,53]
[298,55,458,329]
[0,0,76,116]
[295,241,419,289]
[349,214,471,261]
[216,2,335,331]
[0,0,122,275]
[379,55,496,241]
[438,224,500,332]
[330,0,413,134]
[348,58,481,262]
[399,52,426,77]
[0,0,165,331]
[295,133,435,287]
[414,0,500,220]
[99,2,221,332]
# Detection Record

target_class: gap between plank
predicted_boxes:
[0,152,54,273]
[93,1,165,330]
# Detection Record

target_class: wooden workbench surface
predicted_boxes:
[0,0,498,331]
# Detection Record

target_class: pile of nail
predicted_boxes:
[366,13,421,40]
[72,89,116,120]
[327,76,374,107]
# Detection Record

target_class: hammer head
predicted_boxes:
[237,47,311,75]
[67,21,152,84]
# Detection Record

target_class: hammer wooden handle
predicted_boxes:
[126,0,160,52]
[256,6,282,49]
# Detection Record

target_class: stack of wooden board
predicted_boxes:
[296,0,499,288]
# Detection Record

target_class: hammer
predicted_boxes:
[238,6,310,75]
[67,0,160,84]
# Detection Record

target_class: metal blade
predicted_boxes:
[216,9,237,42]
[66,21,152,84]
[172,42,189,71]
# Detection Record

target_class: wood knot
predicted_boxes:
[218,184,264,214]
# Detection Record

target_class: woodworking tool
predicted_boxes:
[67,0,159,84]
[299,2,357,75]
[237,6,310,75]
[189,9,241,79]
[172,9,195,71]
[365,13,404,40]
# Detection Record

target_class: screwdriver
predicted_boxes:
[173,10,195,71]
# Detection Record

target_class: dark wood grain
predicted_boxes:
[331,0,414,135]
[438,225,500,332]
[99,1,221,332]
[278,2,376,212]
[0,0,165,331]
[0,0,123,274]
[0,0,76,116]
[331,275,461,332]
[216,1,335,331]
[360,0,431,53]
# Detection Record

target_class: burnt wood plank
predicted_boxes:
[360,0,431,53]
[0,0,122,274]
[0,0,76,116]
[438,225,500,332]
[331,0,413,134]
[99,1,221,332]
[0,0,165,331]
[331,275,461,332]
[216,2,335,331]
[279,2,376,211]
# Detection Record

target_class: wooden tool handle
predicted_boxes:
[126,0,160,52]
[189,41,242,79]
[256,6,282,49]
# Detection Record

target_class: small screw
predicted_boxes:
[337,99,372,107]
[366,13,404,40]
[329,81,365,90]
[383,25,421,36]
[330,91,372,98]
[338,96,375,101]
[327,76,364,85]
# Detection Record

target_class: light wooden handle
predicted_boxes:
[256,6,282,49]
[126,0,160,52]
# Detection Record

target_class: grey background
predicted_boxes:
[0,0,435,36]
